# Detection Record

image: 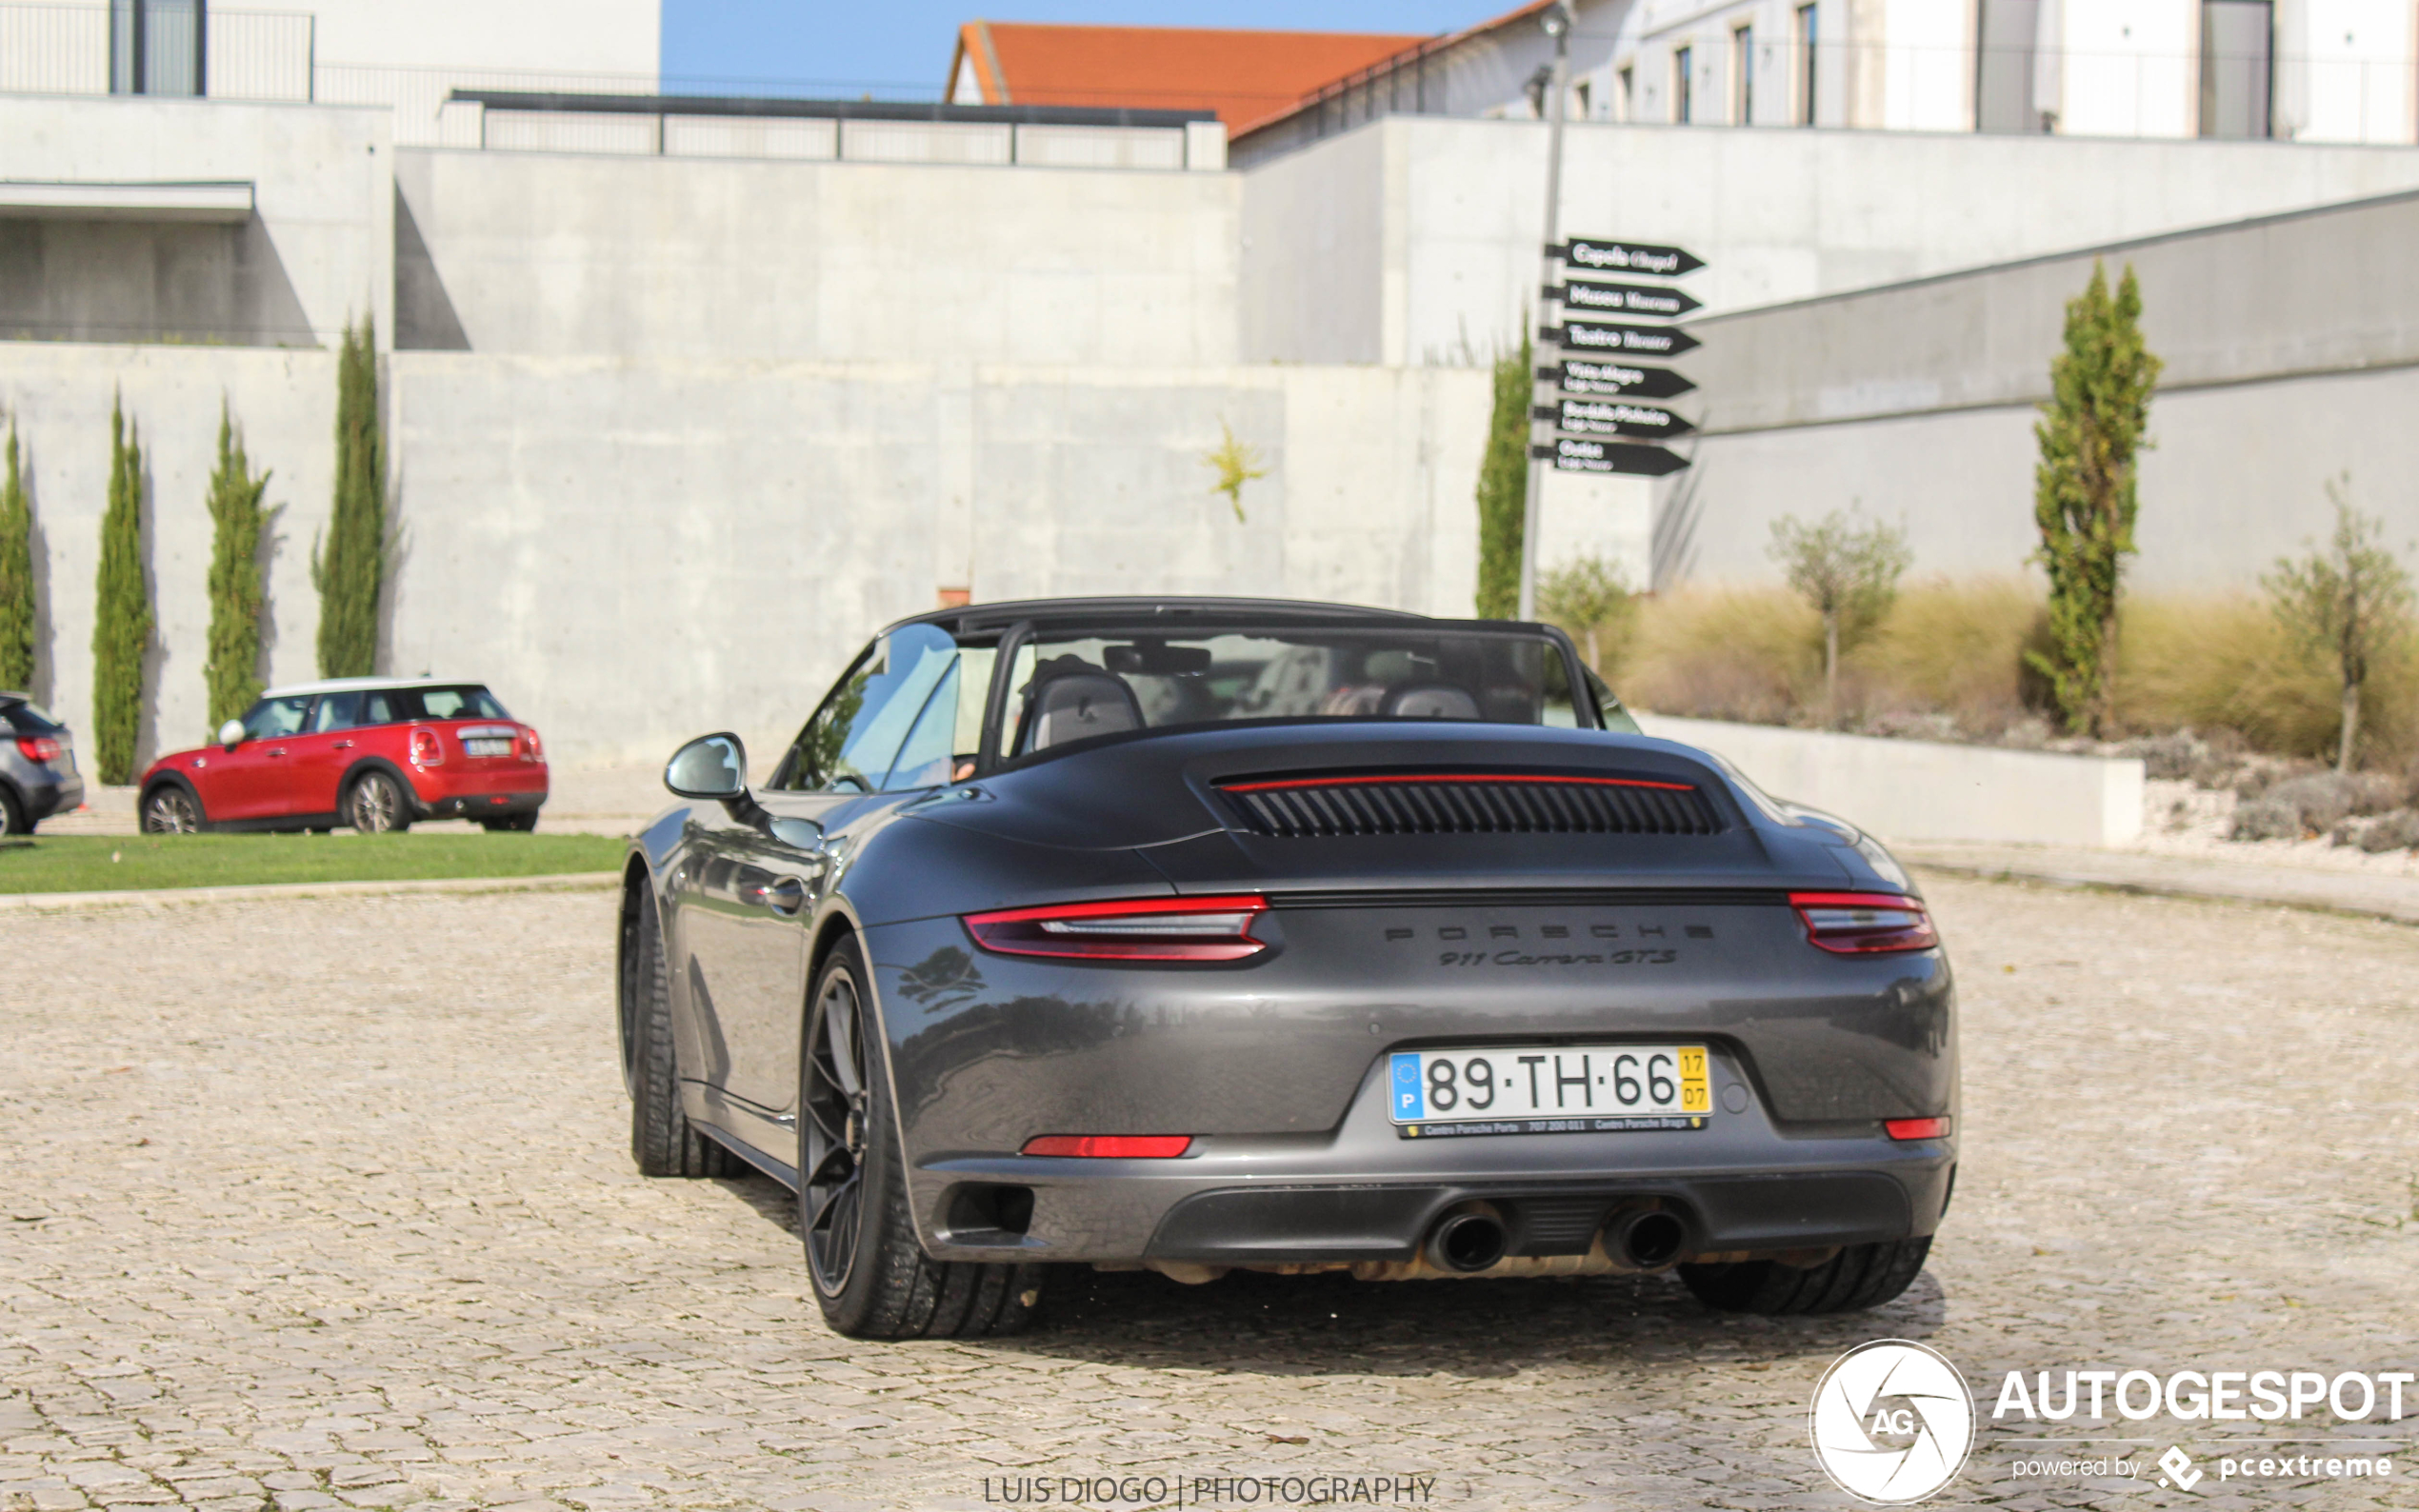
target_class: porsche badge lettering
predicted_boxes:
[1386,921,1709,967]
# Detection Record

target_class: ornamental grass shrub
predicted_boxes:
[1614,577,2419,773]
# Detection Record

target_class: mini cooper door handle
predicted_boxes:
[760,876,809,917]
[332,739,354,749]
[267,746,287,757]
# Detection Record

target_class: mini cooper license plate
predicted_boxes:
[463,738,513,757]
[1389,1044,1711,1138]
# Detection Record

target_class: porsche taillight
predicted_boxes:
[409,726,444,766]
[963,895,1270,962]
[1789,891,1938,954]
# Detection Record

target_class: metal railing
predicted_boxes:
[0,1,310,98]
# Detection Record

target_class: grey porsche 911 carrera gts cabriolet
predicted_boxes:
[619,597,1955,1340]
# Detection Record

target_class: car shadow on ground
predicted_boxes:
[712,1171,1947,1378]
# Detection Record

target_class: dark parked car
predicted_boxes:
[1,694,84,834]
[620,598,1955,1340]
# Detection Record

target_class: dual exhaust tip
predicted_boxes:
[1424,1202,1688,1274]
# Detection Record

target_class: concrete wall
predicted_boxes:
[0,346,338,767]
[0,94,391,347]
[0,341,1498,769]
[1638,714,2147,846]
[1661,187,2419,588]
[1240,114,2419,366]
[393,147,1243,364]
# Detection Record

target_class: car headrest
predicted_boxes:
[1027,672,1144,751]
[1382,683,1481,720]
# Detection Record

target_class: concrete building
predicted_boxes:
[8,12,2419,765]
[1234,0,2419,164]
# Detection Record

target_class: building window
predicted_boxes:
[1618,65,1634,121]
[1733,25,1755,124]
[1574,78,1591,119]
[1674,46,1693,123]
[2199,0,2273,138]
[1975,0,2045,133]
[1795,5,1818,125]
[111,0,205,96]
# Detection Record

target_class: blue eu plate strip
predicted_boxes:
[1389,1052,1424,1121]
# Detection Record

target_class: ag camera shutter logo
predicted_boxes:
[1809,1340,1976,1503]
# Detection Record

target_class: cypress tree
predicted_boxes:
[2027,262,2161,737]
[92,394,152,785]
[1474,334,1532,618]
[0,418,33,692]
[205,402,274,732]
[313,317,385,678]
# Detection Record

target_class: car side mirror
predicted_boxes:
[217,719,245,748]
[666,731,766,823]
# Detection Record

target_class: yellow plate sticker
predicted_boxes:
[1678,1045,1710,1113]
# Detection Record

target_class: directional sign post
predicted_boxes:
[1549,281,1703,319]
[1529,436,1691,477]
[1549,318,1702,359]
[1533,398,1697,441]
[1557,238,1707,278]
[1541,360,1698,400]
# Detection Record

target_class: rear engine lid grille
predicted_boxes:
[1216,771,1722,838]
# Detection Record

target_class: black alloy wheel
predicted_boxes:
[140,786,202,833]
[800,954,871,1297]
[346,771,411,833]
[798,935,1046,1339]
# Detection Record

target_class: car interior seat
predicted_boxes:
[1380,684,1481,720]
[1020,665,1146,752]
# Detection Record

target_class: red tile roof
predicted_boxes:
[950,21,1431,136]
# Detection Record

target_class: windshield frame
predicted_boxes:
[969,615,1603,775]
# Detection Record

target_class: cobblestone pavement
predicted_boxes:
[3,879,2414,1512]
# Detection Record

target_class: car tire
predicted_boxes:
[800,935,1045,1340]
[344,770,413,833]
[621,881,738,1180]
[480,812,539,832]
[0,786,27,835]
[1679,1236,1932,1315]
[139,785,204,834]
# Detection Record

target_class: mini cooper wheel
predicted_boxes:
[800,936,1045,1340]
[139,786,202,833]
[620,881,736,1179]
[1679,1235,1932,1315]
[345,771,413,833]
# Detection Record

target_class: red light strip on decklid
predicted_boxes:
[1221,771,1695,793]
[1885,1117,1953,1142]
[1021,1135,1193,1158]
[1788,891,1939,954]
[962,895,1270,962]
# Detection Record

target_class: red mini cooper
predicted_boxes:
[137,678,548,834]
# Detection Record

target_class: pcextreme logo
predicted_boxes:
[1809,1341,1978,1504]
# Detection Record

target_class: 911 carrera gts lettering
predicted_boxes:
[1434,948,1680,966]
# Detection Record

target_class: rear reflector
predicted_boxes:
[1789,891,1938,954]
[964,895,1269,962]
[1021,1135,1193,1159]
[13,735,63,764]
[1885,1117,1953,1142]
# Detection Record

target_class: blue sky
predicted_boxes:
[660,2,1490,96]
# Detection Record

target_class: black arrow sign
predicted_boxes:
[1557,238,1706,278]
[1529,437,1691,476]
[1549,319,1702,358]
[1533,399,1697,440]
[1548,281,1703,319]
[1539,360,1698,400]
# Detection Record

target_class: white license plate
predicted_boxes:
[1389,1044,1712,1138]
[462,738,513,757]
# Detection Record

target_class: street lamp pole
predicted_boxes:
[1517,0,1575,622]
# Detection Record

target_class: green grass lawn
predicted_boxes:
[0,832,628,895]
